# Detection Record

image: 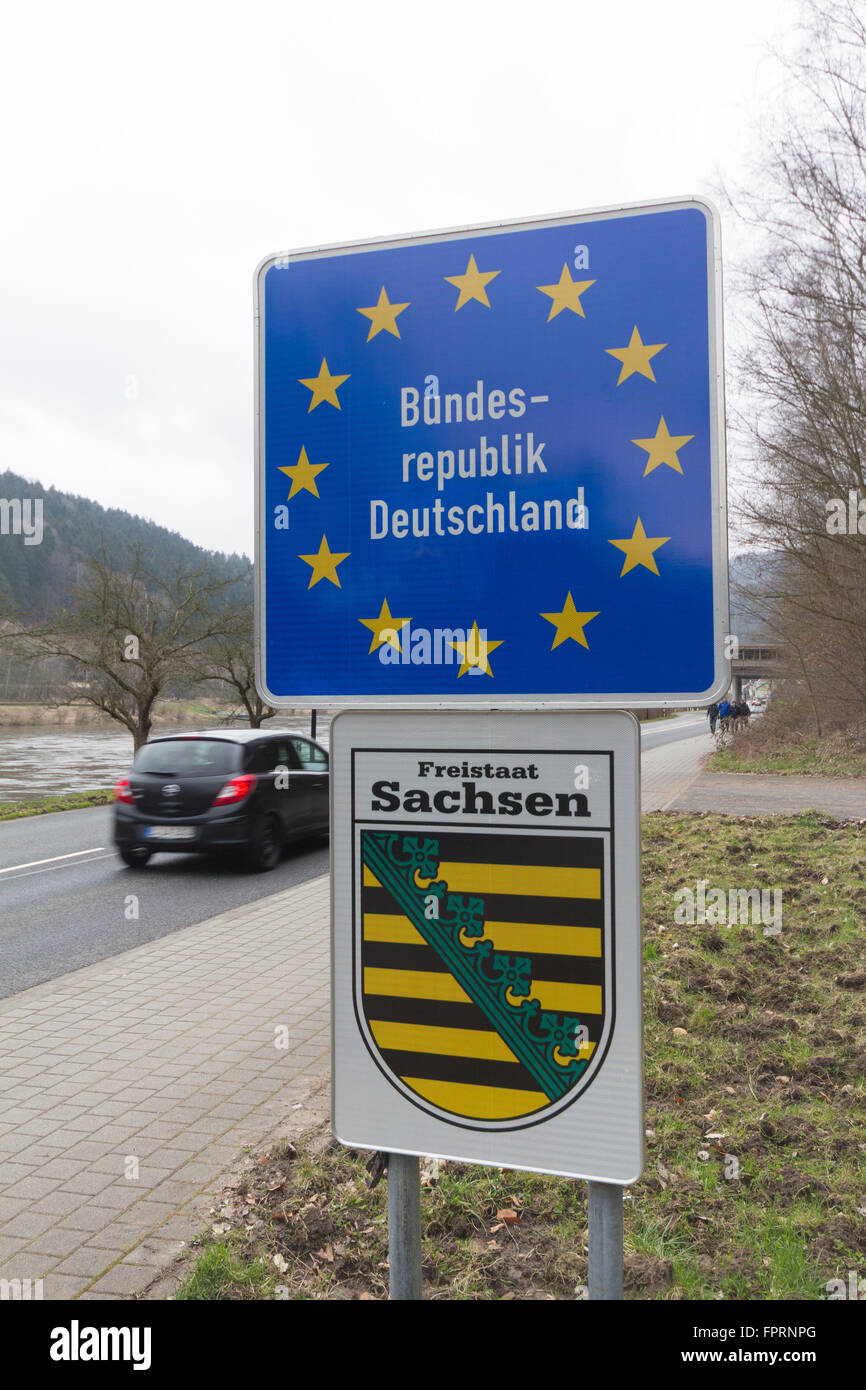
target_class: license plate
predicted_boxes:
[145,825,197,840]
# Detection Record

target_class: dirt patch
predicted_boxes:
[809,1215,866,1263]
[173,1135,593,1301]
[625,1254,674,1294]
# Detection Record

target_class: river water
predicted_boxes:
[0,726,136,801]
[0,717,329,802]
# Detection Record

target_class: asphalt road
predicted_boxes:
[0,711,706,999]
[639,709,708,748]
[0,807,330,999]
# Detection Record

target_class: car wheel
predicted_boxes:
[244,814,283,873]
[119,846,151,868]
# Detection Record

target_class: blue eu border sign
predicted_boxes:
[255,198,728,708]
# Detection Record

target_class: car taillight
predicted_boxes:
[115,777,135,805]
[212,773,258,806]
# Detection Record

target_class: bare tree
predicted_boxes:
[727,0,866,728]
[195,606,278,728]
[26,548,246,750]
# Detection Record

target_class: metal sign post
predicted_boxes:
[387,1154,422,1300]
[588,1181,624,1300]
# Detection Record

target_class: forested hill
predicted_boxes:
[729,550,782,644]
[0,470,252,620]
[1,466,773,633]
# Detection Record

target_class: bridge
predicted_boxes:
[730,644,786,700]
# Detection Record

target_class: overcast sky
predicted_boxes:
[0,0,797,558]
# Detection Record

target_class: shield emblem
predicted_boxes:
[355,826,612,1130]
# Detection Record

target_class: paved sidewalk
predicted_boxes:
[0,876,330,1299]
[641,733,709,812]
[0,731,711,1301]
[669,770,866,819]
[641,732,866,818]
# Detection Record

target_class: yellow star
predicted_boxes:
[632,416,694,476]
[448,620,503,676]
[358,598,411,654]
[298,534,350,589]
[357,286,410,341]
[605,325,667,384]
[536,263,596,321]
[540,594,599,650]
[608,517,670,576]
[298,357,350,412]
[278,446,329,500]
[444,254,500,310]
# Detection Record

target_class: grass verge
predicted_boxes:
[709,708,866,777]
[176,810,866,1301]
[0,788,115,820]
[711,738,866,777]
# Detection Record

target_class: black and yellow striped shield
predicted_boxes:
[355,826,611,1129]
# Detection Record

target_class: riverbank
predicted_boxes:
[0,700,235,729]
[0,788,115,821]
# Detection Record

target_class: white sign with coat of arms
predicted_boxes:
[330,708,643,1183]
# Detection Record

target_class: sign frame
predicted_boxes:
[255,195,729,710]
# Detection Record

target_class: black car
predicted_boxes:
[113,728,329,872]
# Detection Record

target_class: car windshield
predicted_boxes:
[134,738,243,777]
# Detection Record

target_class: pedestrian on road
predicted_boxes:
[708,702,719,734]
[718,698,730,732]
